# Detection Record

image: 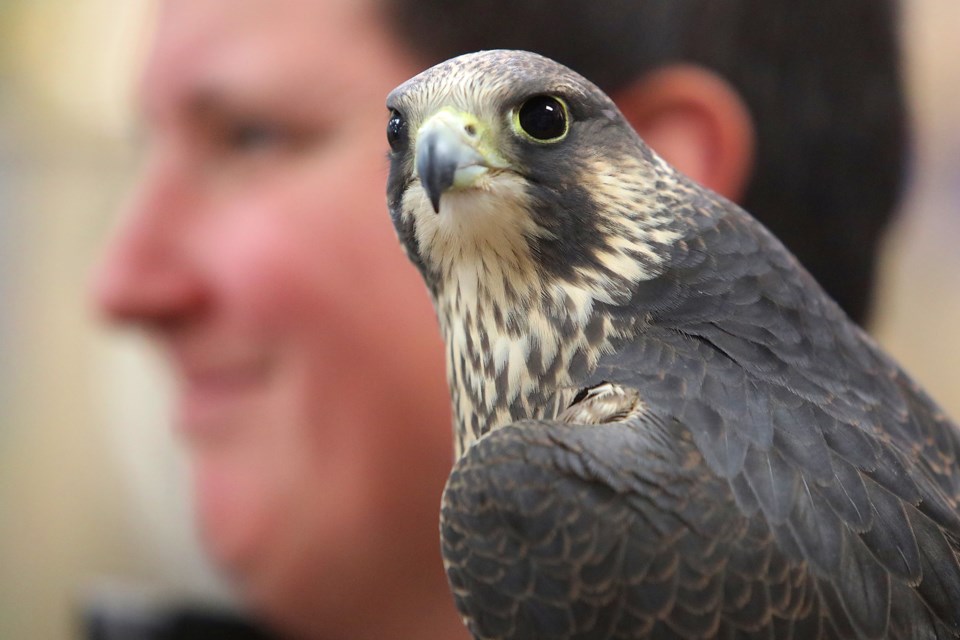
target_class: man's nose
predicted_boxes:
[90,154,206,326]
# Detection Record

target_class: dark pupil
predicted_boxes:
[387,111,406,151]
[518,96,566,140]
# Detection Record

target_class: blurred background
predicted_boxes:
[0,1,957,639]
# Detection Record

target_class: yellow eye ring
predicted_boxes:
[512,95,570,143]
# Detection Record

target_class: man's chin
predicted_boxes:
[191,455,274,582]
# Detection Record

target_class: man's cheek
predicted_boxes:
[200,204,316,309]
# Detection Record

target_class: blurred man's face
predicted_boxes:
[93,0,457,636]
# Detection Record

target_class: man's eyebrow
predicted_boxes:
[185,87,235,122]
[183,83,306,123]
[178,86,276,134]
[135,80,233,134]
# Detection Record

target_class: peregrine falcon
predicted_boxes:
[386,50,960,639]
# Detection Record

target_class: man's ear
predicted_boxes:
[612,64,755,201]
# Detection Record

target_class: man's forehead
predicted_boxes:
[140,0,387,120]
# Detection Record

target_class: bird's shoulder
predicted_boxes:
[604,189,960,511]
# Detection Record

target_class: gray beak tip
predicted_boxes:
[416,128,460,215]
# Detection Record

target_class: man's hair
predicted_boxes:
[387,0,908,326]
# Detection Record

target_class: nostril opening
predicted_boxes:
[464,124,476,137]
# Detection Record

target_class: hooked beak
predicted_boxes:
[415,110,503,213]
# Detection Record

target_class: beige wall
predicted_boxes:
[873,1,960,413]
[0,2,957,639]
[0,3,228,640]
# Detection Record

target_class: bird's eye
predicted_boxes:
[387,109,407,152]
[515,95,569,143]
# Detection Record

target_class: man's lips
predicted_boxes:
[172,359,269,441]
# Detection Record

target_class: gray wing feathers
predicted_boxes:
[442,419,827,639]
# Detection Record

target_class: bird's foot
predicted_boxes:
[558,381,645,425]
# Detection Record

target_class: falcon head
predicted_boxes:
[386,50,684,309]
